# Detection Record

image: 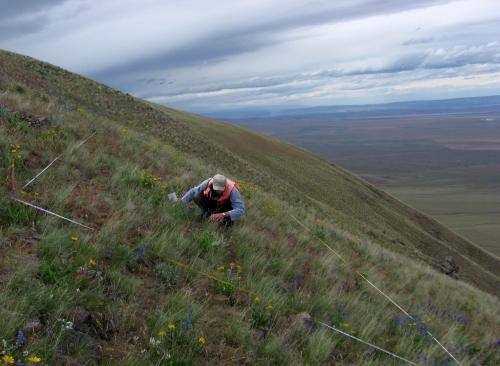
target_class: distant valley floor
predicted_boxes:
[225,110,500,257]
[372,181,500,257]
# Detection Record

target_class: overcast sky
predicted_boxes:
[1,0,500,113]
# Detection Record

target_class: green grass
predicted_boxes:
[387,185,500,256]
[0,49,499,365]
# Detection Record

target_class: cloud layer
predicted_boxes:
[1,0,500,112]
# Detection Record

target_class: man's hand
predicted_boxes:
[210,213,225,222]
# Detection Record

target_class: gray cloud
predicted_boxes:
[136,77,173,86]
[401,37,434,46]
[0,17,45,42]
[1,0,500,112]
[0,0,69,20]
[93,30,281,82]
[93,0,447,80]
[0,0,70,41]
[137,41,500,101]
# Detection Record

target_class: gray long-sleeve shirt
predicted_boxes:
[181,179,246,221]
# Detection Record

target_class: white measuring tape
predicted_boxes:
[23,131,97,189]
[12,129,458,364]
[290,214,461,365]
[13,198,96,231]
[317,321,417,365]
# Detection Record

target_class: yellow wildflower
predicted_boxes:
[27,356,42,363]
[2,355,15,365]
[198,336,206,345]
[71,235,79,241]
[217,266,225,272]
[158,330,166,337]
[167,323,176,330]
[342,322,350,328]
[229,262,235,268]
[265,304,273,311]
[88,258,97,266]
[254,296,261,304]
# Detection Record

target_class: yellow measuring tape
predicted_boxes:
[157,254,258,297]
[154,253,417,365]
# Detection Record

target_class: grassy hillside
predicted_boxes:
[0,49,499,365]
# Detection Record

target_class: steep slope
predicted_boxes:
[160,107,500,294]
[1,50,499,365]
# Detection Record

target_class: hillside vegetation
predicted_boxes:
[0,50,499,365]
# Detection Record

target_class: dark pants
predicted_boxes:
[193,192,234,226]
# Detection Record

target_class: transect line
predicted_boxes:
[158,255,256,296]
[289,214,461,365]
[9,127,440,364]
[13,198,96,231]
[23,131,97,189]
[10,196,415,363]
[317,321,417,365]
[156,253,417,365]
[22,153,63,189]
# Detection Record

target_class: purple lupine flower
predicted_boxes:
[16,330,25,347]
[495,339,500,347]
[282,342,289,353]
[417,321,430,334]
[134,244,149,260]
[294,275,301,289]
[417,354,428,364]
[454,313,468,325]
[16,360,26,366]
[182,305,193,333]
[393,315,412,326]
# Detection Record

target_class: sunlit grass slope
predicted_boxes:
[1,50,499,365]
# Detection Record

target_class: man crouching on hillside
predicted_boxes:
[181,174,245,226]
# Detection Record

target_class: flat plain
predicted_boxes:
[229,111,500,256]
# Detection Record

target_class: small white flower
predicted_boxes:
[149,337,160,347]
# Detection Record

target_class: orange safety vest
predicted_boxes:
[203,178,240,205]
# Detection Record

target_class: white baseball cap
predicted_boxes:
[212,174,227,191]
